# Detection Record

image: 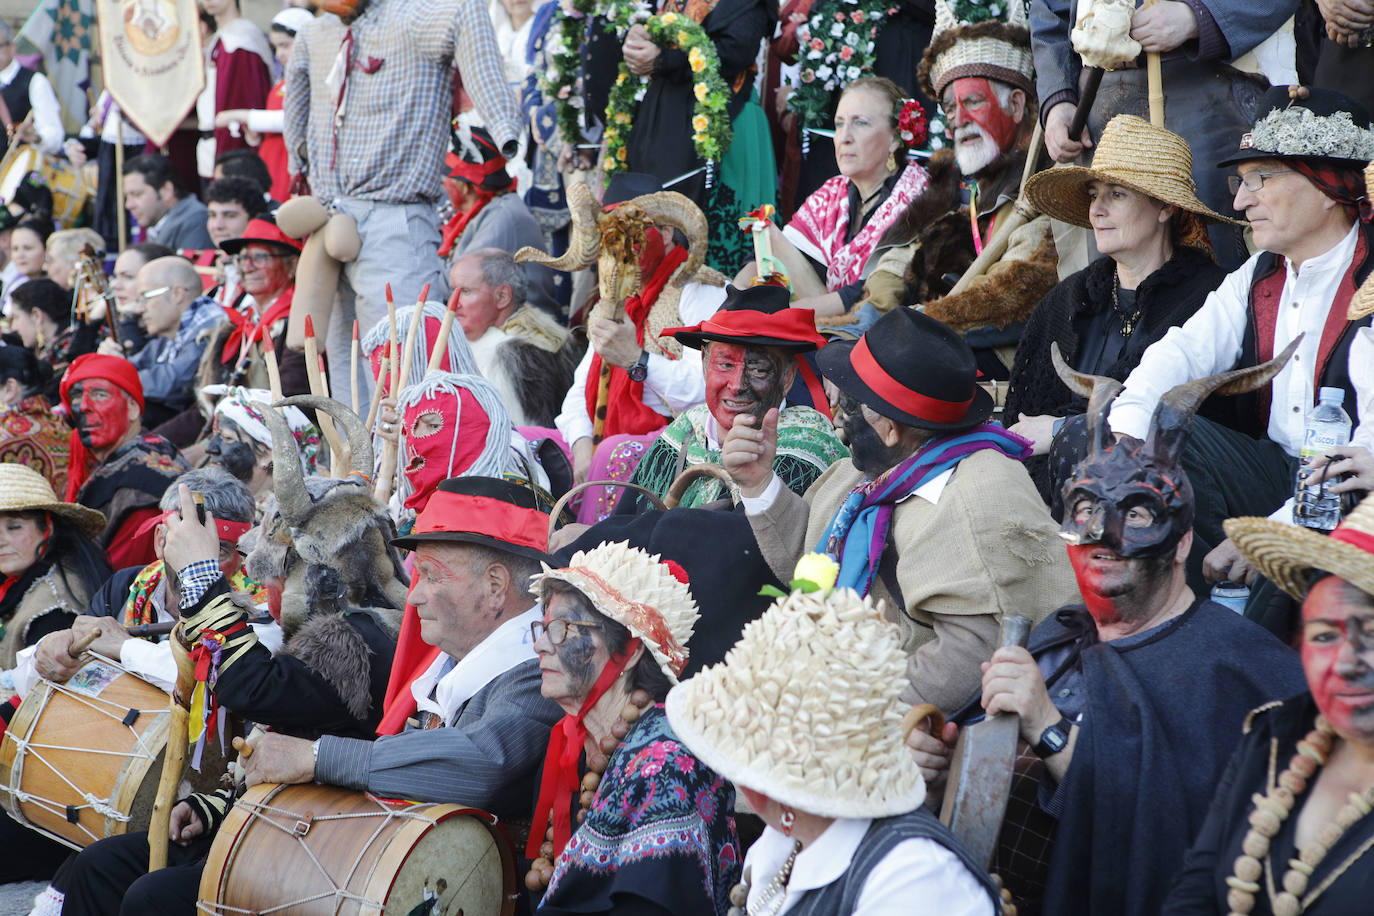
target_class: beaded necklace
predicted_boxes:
[726,838,801,916]
[1225,714,1374,916]
[524,689,655,891]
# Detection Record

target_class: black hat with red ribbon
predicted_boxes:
[447,124,514,192]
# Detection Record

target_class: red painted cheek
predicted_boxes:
[265,583,283,623]
[1066,544,1120,622]
[958,79,1019,152]
[705,364,745,427]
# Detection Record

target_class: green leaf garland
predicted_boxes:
[602,12,734,175]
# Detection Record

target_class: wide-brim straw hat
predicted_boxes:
[665,585,927,819]
[1225,494,1374,601]
[1024,115,1242,229]
[1349,161,1374,321]
[0,464,106,539]
[530,541,699,684]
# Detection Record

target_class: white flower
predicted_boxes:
[830,22,844,37]
[816,64,833,80]
[845,32,858,45]
[846,65,860,80]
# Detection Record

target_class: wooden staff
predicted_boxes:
[1144,0,1164,125]
[949,118,1046,295]
[363,335,392,432]
[115,115,128,252]
[149,624,195,872]
[373,285,428,503]
[261,332,284,401]
[425,290,460,373]
[349,319,360,414]
[303,315,346,476]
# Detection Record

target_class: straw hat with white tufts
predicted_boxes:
[531,541,699,683]
[665,585,927,819]
[0,464,106,539]
[1226,493,1374,600]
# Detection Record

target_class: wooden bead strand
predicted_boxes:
[524,690,655,893]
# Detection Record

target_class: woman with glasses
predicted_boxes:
[1002,115,1237,505]
[525,541,740,915]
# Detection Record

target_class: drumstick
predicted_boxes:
[67,629,100,660]
[231,736,253,759]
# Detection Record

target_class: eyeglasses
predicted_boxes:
[1228,170,1296,195]
[139,286,175,302]
[233,251,283,267]
[530,619,600,646]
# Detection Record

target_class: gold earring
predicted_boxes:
[887,150,897,172]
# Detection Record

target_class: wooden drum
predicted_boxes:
[0,145,91,226]
[198,783,518,916]
[0,655,173,848]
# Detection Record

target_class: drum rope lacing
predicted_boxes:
[1,676,166,843]
[197,793,497,915]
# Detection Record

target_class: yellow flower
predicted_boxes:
[616,146,627,161]
[678,30,690,45]
[661,12,677,23]
[792,553,840,593]
[689,54,707,73]
[694,82,708,102]
[615,112,632,124]
[616,72,628,85]
[692,114,709,132]
[693,132,708,145]
[605,128,618,140]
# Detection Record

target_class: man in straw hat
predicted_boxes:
[59,353,191,570]
[910,350,1307,915]
[1103,87,1374,590]
[864,0,1058,378]
[1163,492,1374,912]
[615,283,845,511]
[723,306,1079,712]
[1005,114,1236,501]
[666,572,1001,913]
[1031,0,1291,267]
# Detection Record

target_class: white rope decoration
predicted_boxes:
[359,302,480,382]
[0,664,169,844]
[196,794,496,916]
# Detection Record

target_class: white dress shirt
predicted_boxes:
[0,61,63,155]
[411,605,541,725]
[554,280,726,444]
[744,820,994,915]
[1110,223,1365,457]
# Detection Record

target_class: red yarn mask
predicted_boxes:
[401,388,492,511]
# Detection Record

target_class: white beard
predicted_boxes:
[954,123,1003,177]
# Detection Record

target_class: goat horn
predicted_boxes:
[1145,334,1303,468]
[515,180,600,272]
[253,399,312,527]
[1051,342,1122,457]
[276,394,374,480]
[630,191,708,289]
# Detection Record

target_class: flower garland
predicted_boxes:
[540,0,597,148]
[791,0,894,132]
[602,12,733,175]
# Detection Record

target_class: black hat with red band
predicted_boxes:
[662,284,826,352]
[392,476,551,562]
[817,307,992,431]
[447,125,514,192]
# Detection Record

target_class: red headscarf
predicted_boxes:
[59,355,145,502]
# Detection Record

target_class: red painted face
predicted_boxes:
[1064,540,1176,629]
[703,342,791,432]
[70,380,132,450]
[1301,575,1374,741]
[944,77,1020,154]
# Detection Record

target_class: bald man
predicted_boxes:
[100,256,227,427]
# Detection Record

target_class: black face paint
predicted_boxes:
[835,390,906,476]
[704,342,792,430]
[553,598,605,699]
[206,435,256,483]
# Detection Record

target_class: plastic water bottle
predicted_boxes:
[1293,387,1352,532]
[1210,581,1250,614]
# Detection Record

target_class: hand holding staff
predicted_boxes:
[373,284,429,503]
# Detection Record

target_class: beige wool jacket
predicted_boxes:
[747,449,1081,713]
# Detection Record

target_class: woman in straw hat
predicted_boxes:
[1004,114,1239,503]
[0,464,110,670]
[1163,494,1374,914]
[666,571,1000,914]
[525,541,740,914]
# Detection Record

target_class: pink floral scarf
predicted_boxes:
[783,162,929,290]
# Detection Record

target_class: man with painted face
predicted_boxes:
[59,354,191,569]
[723,307,1079,713]
[1165,493,1374,913]
[908,351,1308,916]
[855,0,1059,381]
[619,283,847,511]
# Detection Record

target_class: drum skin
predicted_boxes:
[198,783,518,916]
[0,145,91,226]
[0,655,171,849]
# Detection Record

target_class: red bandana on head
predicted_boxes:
[401,388,493,511]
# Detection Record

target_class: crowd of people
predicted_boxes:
[0,0,1371,913]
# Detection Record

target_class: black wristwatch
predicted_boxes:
[1033,716,1073,757]
[627,350,650,383]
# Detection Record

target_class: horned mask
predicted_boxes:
[1052,337,1300,558]
[514,181,708,359]
[246,394,409,635]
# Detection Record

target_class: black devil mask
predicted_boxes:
[1054,337,1301,559]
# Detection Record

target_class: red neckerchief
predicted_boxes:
[525,639,641,859]
[583,246,690,438]
[219,288,293,365]
[437,186,500,257]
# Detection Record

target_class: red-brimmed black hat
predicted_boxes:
[220,218,303,256]
[817,308,992,431]
[392,476,550,562]
[661,284,826,352]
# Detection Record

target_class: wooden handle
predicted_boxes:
[1068,68,1103,139]
[68,628,100,658]
[150,623,195,873]
[547,481,667,546]
[663,463,738,508]
[232,735,253,759]
[902,703,946,741]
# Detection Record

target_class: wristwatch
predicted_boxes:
[627,350,650,383]
[1033,716,1073,757]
